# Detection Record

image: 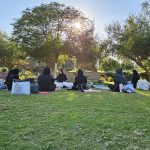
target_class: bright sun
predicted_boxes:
[74,22,81,29]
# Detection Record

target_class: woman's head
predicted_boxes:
[43,67,50,75]
[116,68,122,74]
[132,70,139,75]
[77,69,84,76]
[59,69,64,74]
[11,69,19,75]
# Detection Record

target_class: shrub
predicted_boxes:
[1,68,7,72]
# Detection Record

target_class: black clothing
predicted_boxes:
[56,73,67,82]
[72,75,87,90]
[108,68,127,92]
[5,69,20,91]
[108,84,119,92]
[131,70,140,88]
[38,74,55,91]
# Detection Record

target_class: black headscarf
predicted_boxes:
[11,69,19,75]
[75,69,87,84]
[132,70,139,76]
[131,70,140,88]
[43,67,50,75]
[77,69,84,77]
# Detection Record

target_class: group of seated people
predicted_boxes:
[108,69,140,92]
[3,66,149,93]
[4,67,87,92]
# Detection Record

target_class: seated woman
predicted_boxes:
[108,68,127,92]
[5,69,20,91]
[72,69,87,91]
[55,69,67,82]
[131,70,140,88]
[38,67,56,91]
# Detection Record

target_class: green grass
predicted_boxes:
[0,90,150,150]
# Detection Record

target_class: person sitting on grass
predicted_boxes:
[55,69,67,82]
[71,69,87,91]
[38,67,56,91]
[5,69,20,91]
[131,69,140,88]
[108,68,127,92]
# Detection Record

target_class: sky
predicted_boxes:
[0,0,144,36]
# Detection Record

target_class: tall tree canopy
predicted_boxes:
[0,32,24,69]
[105,1,150,80]
[12,2,94,69]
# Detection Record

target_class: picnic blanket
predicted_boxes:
[92,84,110,90]
[84,89,101,93]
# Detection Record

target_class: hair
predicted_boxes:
[132,70,139,76]
[11,69,19,75]
[116,68,122,74]
[43,67,50,75]
[77,69,84,77]
[59,68,64,74]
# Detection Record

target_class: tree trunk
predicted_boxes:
[54,63,58,78]
[95,59,100,71]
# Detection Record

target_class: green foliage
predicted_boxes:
[19,71,36,80]
[12,2,94,68]
[57,54,69,66]
[101,58,120,72]
[0,90,150,149]
[121,61,135,70]
[0,32,25,69]
[105,2,150,80]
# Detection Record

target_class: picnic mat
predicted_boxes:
[92,84,110,90]
[84,89,101,93]
[38,91,49,94]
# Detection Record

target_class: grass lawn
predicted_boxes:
[0,90,150,150]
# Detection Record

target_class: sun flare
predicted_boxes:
[74,22,81,29]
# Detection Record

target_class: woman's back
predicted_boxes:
[38,74,55,91]
[72,69,87,90]
[38,67,55,91]
[6,69,19,90]
[114,69,127,85]
[75,75,87,86]
[56,74,67,82]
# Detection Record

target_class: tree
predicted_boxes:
[89,37,107,71]
[12,2,94,70]
[100,57,120,72]
[105,2,150,80]
[0,32,25,69]
[121,60,135,71]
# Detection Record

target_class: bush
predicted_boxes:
[1,68,7,72]
[19,71,37,80]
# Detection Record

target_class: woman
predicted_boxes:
[38,67,56,91]
[55,69,67,82]
[72,69,87,91]
[108,68,127,92]
[131,70,140,88]
[5,69,20,91]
